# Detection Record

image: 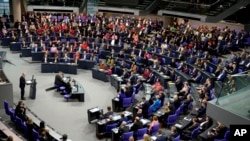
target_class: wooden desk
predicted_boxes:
[41,63,78,74]
[78,59,95,70]
[71,82,85,102]
[96,111,132,138]
[92,68,109,82]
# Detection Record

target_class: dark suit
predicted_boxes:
[156,134,167,141]
[141,101,150,118]
[130,121,143,132]
[169,132,179,141]
[118,126,129,136]
[103,111,114,119]
[19,75,26,99]
[54,74,64,86]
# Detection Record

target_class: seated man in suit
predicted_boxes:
[103,106,113,119]
[130,117,143,133]
[63,52,70,63]
[193,71,202,83]
[140,97,150,118]
[146,73,156,84]
[156,129,167,141]
[82,51,89,60]
[168,126,179,140]
[118,121,130,137]
[54,72,65,86]
[118,113,128,126]
[217,68,227,81]
[197,100,207,117]
[175,76,183,92]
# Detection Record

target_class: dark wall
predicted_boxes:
[106,0,140,6]
[245,24,250,32]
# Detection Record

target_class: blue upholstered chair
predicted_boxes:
[175,105,184,116]
[122,97,132,109]
[105,123,118,140]
[15,116,23,129]
[9,109,16,122]
[4,100,11,115]
[191,127,201,139]
[121,131,133,141]
[166,114,178,127]
[32,129,40,141]
[135,128,147,140]
[173,135,180,141]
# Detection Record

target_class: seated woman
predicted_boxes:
[152,79,163,95]
[143,68,151,79]
[130,62,138,74]
[22,40,27,48]
[161,103,174,122]
[26,117,34,141]
[81,41,89,52]
[39,121,50,140]
[98,60,107,70]
[207,122,227,140]
[149,96,161,113]
[63,52,70,63]
[15,100,27,121]
[74,51,80,64]
[50,44,58,53]
[44,50,48,63]
[179,81,190,98]
[148,116,160,133]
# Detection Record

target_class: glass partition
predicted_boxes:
[215,71,250,100]
[0,0,9,16]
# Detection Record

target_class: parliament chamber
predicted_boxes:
[0,0,250,141]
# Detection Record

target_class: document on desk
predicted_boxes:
[114,97,119,101]
[184,116,192,121]
[140,119,150,125]
[117,77,123,81]
[90,107,100,113]
[124,111,131,117]
[175,123,183,128]
[112,115,121,121]
[151,136,157,141]
[72,86,77,92]
[112,128,119,134]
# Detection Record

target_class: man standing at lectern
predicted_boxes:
[19,73,26,100]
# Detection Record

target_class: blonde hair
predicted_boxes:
[143,134,151,141]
